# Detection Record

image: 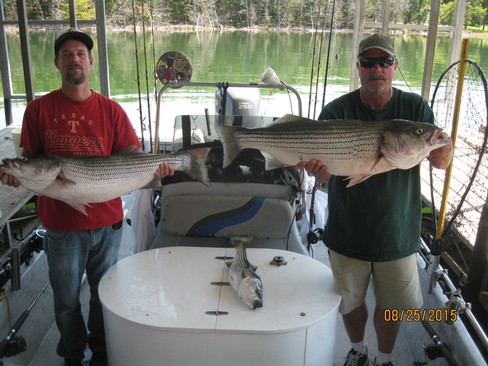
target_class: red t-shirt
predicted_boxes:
[20,89,141,231]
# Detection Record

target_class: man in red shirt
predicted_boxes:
[0,28,174,366]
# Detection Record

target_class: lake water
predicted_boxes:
[2,30,488,137]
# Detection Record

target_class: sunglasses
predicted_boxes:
[358,56,396,68]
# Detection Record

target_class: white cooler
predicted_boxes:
[99,247,341,366]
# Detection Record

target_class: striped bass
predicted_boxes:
[1,147,210,215]
[217,114,449,187]
[226,236,263,310]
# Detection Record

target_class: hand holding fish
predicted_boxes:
[0,147,210,215]
[155,162,175,178]
[0,166,20,187]
[427,132,453,170]
[297,159,332,183]
[217,114,450,187]
[0,160,175,188]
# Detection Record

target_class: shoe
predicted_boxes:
[374,362,394,366]
[343,348,371,366]
[64,360,83,366]
[89,352,108,366]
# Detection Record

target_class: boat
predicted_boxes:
[1,2,488,366]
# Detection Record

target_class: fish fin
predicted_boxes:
[262,152,288,170]
[115,145,141,154]
[55,174,77,186]
[344,154,384,187]
[182,147,211,186]
[345,175,372,187]
[216,125,242,168]
[270,114,313,125]
[65,201,91,216]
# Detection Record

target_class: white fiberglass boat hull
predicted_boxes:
[99,247,341,366]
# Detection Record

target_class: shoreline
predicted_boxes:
[3,23,487,38]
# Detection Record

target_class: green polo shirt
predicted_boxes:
[318,87,434,261]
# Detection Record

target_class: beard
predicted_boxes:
[65,68,86,85]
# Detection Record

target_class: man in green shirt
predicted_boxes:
[298,34,452,366]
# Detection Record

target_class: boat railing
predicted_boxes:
[420,240,488,356]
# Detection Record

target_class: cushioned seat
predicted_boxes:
[149,182,308,255]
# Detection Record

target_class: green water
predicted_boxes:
[2,30,488,127]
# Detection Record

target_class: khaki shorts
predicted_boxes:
[329,250,423,314]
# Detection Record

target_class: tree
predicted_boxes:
[59,0,95,20]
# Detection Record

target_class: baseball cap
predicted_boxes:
[358,34,395,56]
[54,28,93,54]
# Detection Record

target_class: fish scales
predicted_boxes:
[58,154,192,184]
[230,121,383,160]
[1,147,210,215]
[226,237,263,310]
[217,114,449,187]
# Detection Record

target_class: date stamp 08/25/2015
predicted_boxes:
[383,308,458,323]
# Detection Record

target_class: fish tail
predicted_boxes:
[217,125,242,168]
[185,147,211,186]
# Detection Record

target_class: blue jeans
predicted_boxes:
[44,222,122,361]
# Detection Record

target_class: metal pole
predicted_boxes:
[428,39,469,294]
[422,0,440,101]
[16,0,34,103]
[350,0,364,92]
[0,0,13,126]
[95,0,110,97]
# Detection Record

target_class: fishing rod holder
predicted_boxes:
[0,334,27,358]
[0,225,44,291]
[445,290,471,324]
[427,254,448,294]
[420,241,488,354]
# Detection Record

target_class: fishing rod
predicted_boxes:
[321,0,337,110]
[312,1,329,120]
[421,319,459,365]
[141,0,154,153]
[149,1,159,105]
[307,1,324,119]
[132,0,147,151]
[0,280,50,360]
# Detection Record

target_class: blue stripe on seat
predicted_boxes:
[187,197,265,237]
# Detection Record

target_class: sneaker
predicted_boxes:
[64,360,83,366]
[374,361,393,366]
[343,348,371,366]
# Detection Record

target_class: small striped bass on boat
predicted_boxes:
[1,147,210,215]
[217,114,449,187]
[226,236,263,310]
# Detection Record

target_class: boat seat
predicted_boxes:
[159,194,293,238]
[148,182,308,255]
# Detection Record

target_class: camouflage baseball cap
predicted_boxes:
[358,34,395,56]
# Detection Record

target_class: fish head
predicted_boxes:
[237,269,263,310]
[1,156,61,189]
[380,121,449,169]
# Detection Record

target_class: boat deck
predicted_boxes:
[20,243,448,366]
[0,185,484,366]
[5,193,453,366]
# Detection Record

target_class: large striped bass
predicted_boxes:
[1,147,210,215]
[217,114,449,187]
[226,236,263,310]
